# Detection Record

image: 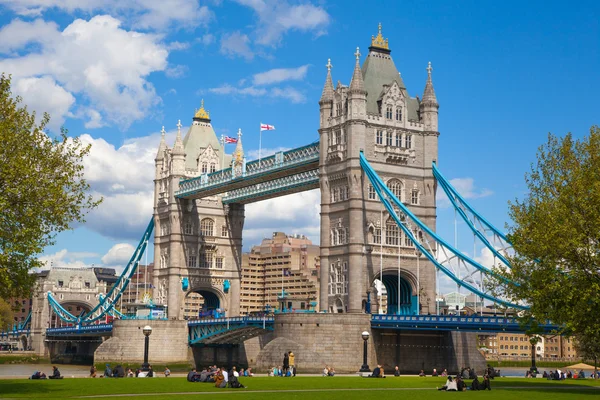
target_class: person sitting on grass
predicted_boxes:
[30,371,47,380]
[104,364,112,378]
[246,367,254,377]
[418,369,426,377]
[470,375,480,390]
[214,369,227,388]
[481,374,492,390]
[369,365,385,378]
[187,368,199,382]
[90,365,97,378]
[432,368,438,377]
[164,367,171,377]
[49,366,63,379]
[441,368,448,377]
[328,367,336,377]
[127,368,134,378]
[437,376,457,391]
[394,366,400,377]
[456,376,465,391]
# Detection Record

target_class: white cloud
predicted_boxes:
[270,86,305,103]
[437,177,493,207]
[0,18,60,53]
[252,65,309,85]
[39,249,99,269]
[101,243,136,265]
[0,0,213,31]
[208,84,305,103]
[166,41,190,51]
[198,33,215,45]
[246,146,291,160]
[220,31,254,60]
[13,76,75,130]
[235,0,330,46]
[0,15,169,129]
[83,108,105,129]
[165,64,189,78]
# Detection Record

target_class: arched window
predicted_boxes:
[200,218,214,237]
[210,163,216,173]
[202,162,208,174]
[387,179,403,201]
[411,189,419,205]
[386,219,399,246]
[396,107,402,121]
[386,105,393,119]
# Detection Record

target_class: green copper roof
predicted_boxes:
[361,48,420,121]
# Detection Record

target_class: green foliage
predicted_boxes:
[0,74,101,299]
[492,126,600,343]
[0,299,13,330]
[574,332,600,368]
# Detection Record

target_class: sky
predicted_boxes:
[0,0,598,293]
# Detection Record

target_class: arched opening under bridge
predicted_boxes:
[374,274,418,315]
[184,289,222,319]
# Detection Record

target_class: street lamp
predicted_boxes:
[359,331,371,373]
[142,325,152,371]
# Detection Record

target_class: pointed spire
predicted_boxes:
[349,47,365,92]
[319,58,334,103]
[422,61,438,105]
[172,119,185,155]
[233,128,244,163]
[155,126,167,160]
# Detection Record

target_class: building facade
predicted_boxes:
[240,232,320,314]
[318,25,438,314]
[478,333,579,359]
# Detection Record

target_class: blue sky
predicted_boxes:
[0,0,598,283]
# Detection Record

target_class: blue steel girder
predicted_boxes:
[0,329,30,340]
[45,323,113,337]
[188,317,274,345]
[175,142,319,200]
[371,315,560,334]
[222,169,319,204]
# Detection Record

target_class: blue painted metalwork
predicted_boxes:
[223,169,319,204]
[433,162,512,268]
[175,142,319,199]
[47,218,154,325]
[188,316,274,344]
[0,328,30,340]
[360,152,527,310]
[371,314,559,334]
[46,323,113,336]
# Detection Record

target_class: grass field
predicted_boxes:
[0,376,598,400]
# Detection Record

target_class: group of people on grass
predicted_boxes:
[270,351,297,377]
[187,365,249,388]
[437,374,492,391]
[322,366,336,376]
[90,364,168,378]
[30,366,62,380]
[541,369,595,380]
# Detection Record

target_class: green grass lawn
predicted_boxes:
[0,376,598,400]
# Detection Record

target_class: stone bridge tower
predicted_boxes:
[153,102,244,319]
[318,25,438,315]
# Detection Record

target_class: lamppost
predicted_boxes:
[529,336,539,375]
[359,331,371,373]
[142,325,152,371]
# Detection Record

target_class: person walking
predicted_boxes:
[288,351,295,376]
[282,352,290,376]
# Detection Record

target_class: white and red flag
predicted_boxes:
[224,136,238,144]
[260,123,276,131]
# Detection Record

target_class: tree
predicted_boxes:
[492,126,600,345]
[0,74,101,299]
[574,332,600,370]
[0,299,13,331]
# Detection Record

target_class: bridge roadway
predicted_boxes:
[39,315,560,344]
[175,142,319,203]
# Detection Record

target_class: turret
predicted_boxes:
[348,47,367,120]
[172,119,186,176]
[319,59,334,129]
[420,61,439,131]
[155,126,167,179]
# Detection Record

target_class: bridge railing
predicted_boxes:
[371,315,519,324]
[46,324,113,335]
[176,142,319,197]
[188,316,274,327]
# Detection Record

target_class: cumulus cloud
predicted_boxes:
[220,31,254,60]
[165,65,189,79]
[437,177,493,207]
[234,0,330,46]
[39,249,99,269]
[246,146,291,161]
[0,15,169,129]
[208,84,305,103]
[101,243,136,265]
[12,76,76,130]
[0,0,213,31]
[252,65,309,85]
[197,33,215,45]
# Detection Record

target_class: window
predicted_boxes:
[368,185,376,200]
[386,105,393,119]
[84,282,90,288]
[161,222,169,236]
[405,134,412,149]
[184,221,193,235]
[373,228,381,244]
[215,257,223,269]
[386,131,393,146]
[221,225,228,237]
[332,187,338,202]
[386,221,399,246]
[336,102,342,116]
[210,163,216,173]
[395,132,402,147]
[404,230,413,247]
[411,189,419,205]
[200,218,214,237]
[339,228,347,244]
[202,162,207,174]
[200,252,213,268]
[387,179,403,201]
[334,130,342,145]
[396,107,402,121]
[58,280,64,287]
[376,130,383,145]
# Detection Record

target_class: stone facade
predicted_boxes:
[153,104,244,320]
[318,26,438,314]
[94,319,190,364]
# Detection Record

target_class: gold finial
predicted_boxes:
[370,22,389,50]
[194,98,210,120]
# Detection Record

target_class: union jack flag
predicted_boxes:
[224,136,238,144]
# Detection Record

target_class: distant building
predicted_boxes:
[121,263,154,315]
[443,291,466,312]
[240,232,320,314]
[478,333,579,359]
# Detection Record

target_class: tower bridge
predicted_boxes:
[5,25,556,373]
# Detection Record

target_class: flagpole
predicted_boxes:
[220,134,225,169]
[259,122,262,168]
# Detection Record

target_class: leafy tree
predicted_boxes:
[0,74,101,299]
[574,332,600,369]
[0,299,13,331]
[492,126,600,345]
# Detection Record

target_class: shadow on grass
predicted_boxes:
[0,380,64,397]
